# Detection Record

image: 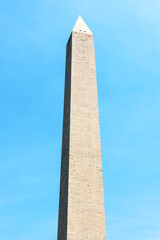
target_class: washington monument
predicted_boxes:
[57,16,106,239]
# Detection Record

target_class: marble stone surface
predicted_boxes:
[58,16,106,240]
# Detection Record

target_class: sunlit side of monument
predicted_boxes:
[57,16,106,240]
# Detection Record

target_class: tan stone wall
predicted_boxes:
[67,30,106,239]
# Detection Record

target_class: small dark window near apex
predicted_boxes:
[79,30,82,31]
[84,31,86,32]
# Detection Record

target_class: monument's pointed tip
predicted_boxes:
[72,16,93,34]
[76,15,83,21]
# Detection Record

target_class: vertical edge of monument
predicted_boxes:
[57,34,72,240]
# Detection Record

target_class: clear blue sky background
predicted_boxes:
[0,0,160,239]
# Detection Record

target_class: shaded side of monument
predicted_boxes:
[58,16,106,240]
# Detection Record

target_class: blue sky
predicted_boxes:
[0,0,160,239]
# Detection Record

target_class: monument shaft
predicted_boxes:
[58,17,106,240]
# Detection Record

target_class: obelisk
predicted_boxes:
[58,16,106,240]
